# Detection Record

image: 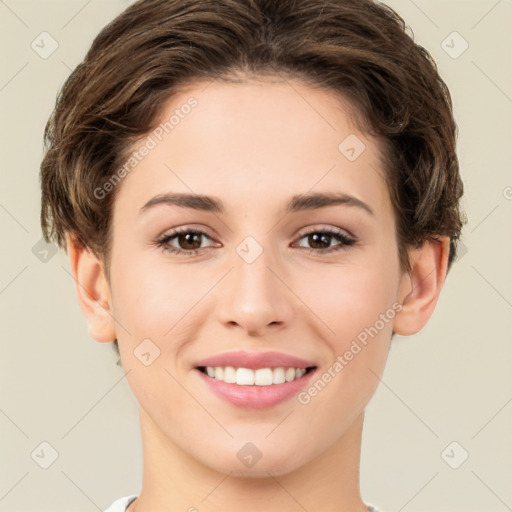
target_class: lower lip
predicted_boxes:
[195,368,317,409]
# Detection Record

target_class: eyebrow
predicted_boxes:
[140,191,374,216]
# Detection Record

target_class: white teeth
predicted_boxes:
[254,368,273,386]
[272,367,286,384]
[285,368,296,382]
[236,367,254,385]
[223,366,236,384]
[203,366,309,385]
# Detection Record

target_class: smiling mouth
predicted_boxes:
[196,366,317,386]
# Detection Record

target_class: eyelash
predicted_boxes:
[155,226,356,256]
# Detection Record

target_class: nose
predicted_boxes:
[216,243,294,337]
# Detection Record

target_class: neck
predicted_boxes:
[129,408,368,512]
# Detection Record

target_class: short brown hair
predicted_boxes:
[40,0,466,276]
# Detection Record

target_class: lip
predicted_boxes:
[193,350,318,409]
[195,366,317,409]
[194,350,317,370]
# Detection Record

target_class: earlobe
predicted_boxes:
[66,234,116,343]
[393,236,451,337]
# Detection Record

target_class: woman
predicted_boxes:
[39,0,466,510]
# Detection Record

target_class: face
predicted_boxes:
[108,76,404,476]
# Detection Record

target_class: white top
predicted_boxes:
[104,495,382,511]
[104,495,137,512]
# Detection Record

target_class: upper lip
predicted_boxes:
[194,350,317,370]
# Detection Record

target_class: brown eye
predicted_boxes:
[306,232,332,250]
[295,228,355,253]
[157,229,217,255]
[175,232,203,251]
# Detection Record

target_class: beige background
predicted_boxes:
[1,1,511,511]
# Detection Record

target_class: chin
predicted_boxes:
[199,444,307,478]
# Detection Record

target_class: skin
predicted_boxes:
[67,75,450,512]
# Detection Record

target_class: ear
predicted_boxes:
[393,236,451,336]
[66,234,116,343]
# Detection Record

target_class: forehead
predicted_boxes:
[115,77,393,223]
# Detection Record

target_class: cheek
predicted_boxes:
[110,254,203,339]
[299,257,398,403]
[294,267,396,431]
[306,261,398,339]
[109,258,201,412]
